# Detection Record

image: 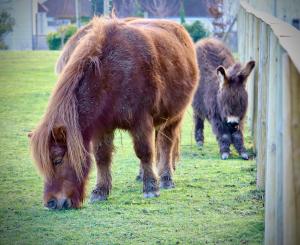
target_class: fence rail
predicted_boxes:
[238,1,300,244]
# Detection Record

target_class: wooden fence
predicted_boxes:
[238,1,300,244]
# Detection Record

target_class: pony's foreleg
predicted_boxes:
[157,119,181,189]
[131,118,159,198]
[90,132,114,202]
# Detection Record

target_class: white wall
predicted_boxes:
[1,0,38,50]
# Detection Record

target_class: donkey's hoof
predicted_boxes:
[221,152,229,160]
[143,191,160,198]
[90,187,109,203]
[196,141,203,147]
[241,152,249,160]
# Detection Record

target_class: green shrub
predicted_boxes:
[59,24,77,43]
[0,11,15,49]
[183,20,210,42]
[46,24,78,50]
[46,32,61,50]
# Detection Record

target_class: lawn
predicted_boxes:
[0,51,264,244]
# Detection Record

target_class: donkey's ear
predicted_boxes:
[239,60,255,81]
[217,66,228,87]
[28,131,33,138]
[52,126,66,144]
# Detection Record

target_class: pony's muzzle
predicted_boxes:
[45,198,71,210]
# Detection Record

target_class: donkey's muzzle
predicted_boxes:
[227,122,239,133]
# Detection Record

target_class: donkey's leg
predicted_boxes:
[218,133,231,160]
[157,119,181,189]
[194,114,204,147]
[131,119,159,198]
[212,120,231,160]
[171,132,180,171]
[90,132,114,202]
[232,130,249,160]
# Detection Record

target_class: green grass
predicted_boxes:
[0,51,264,244]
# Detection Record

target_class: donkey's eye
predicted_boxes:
[53,158,63,166]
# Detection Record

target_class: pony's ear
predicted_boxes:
[217,66,228,88]
[28,132,33,138]
[52,126,67,144]
[239,60,255,81]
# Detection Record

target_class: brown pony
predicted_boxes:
[29,17,199,209]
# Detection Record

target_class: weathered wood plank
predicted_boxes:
[289,56,300,244]
[275,46,283,245]
[264,31,278,245]
[256,22,269,189]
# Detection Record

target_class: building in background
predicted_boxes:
[0,0,38,50]
[0,0,217,50]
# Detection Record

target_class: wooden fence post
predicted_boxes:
[275,46,283,245]
[264,32,278,245]
[282,54,300,245]
[256,22,269,189]
[251,17,260,149]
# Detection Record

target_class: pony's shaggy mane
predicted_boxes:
[30,17,111,180]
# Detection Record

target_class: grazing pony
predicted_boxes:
[192,38,255,160]
[29,17,198,209]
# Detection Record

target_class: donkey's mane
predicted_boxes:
[30,17,112,180]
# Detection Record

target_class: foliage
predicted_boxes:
[0,11,14,49]
[46,25,77,50]
[0,51,263,244]
[183,20,210,42]
[46,32,61,50]
[91,0,104,16]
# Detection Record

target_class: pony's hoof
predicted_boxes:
[196,141,203,147]
[241,152,249,160]
[221,152,229,160]
[136,174,143,182]
[143,191,160,198]
[160,175,175,189]
[160,180,175,189]
[90,187,108,203]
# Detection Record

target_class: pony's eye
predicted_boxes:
[53,158,63,166]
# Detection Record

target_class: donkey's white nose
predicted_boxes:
[227,116,239,123]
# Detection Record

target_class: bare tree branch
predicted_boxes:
[140,0,180,18]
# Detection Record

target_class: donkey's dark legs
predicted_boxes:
[194,114,204,147]
[232,130,249,160]
[131,118,159,198]
[90,132,114,202]
[212,120,231,160]
[218,133,231,160]
[157,120,181,189]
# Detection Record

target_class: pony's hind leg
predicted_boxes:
[171,127,180,171]
[90,132,114,203]
[136,129,159,182]
[157,119,181,189]
[131,118,159,198]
